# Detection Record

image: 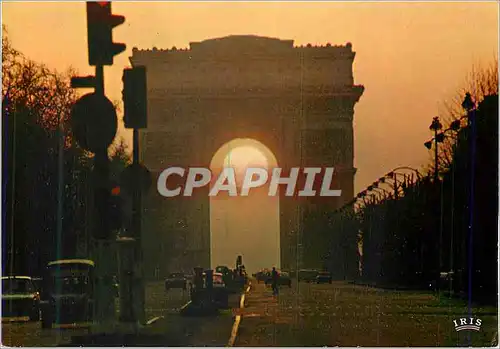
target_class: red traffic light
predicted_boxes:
[111,186,121,196]
[86,2,126,66]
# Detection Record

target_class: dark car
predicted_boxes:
[316,271,332,284]
[31,277,43,293]
[165,272,187,291]
[215,265,231,276]
[40,259,95,329]
[255,269,271,283]
[298,269,319,283]
[264,270,292,287]
[206,272,229,308]
[2,276,40,321]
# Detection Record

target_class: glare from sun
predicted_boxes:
[223,145,268,184]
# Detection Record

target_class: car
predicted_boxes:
[207,272,229,308]
[31,277,43,293]
[212,272,225,288]
[2,276,41,321]
[40,259,95,328]
[255,269,271,283]
[264,270,292,287]
[278,271,292,287]
[165,272,187,291]
[316,271,332,284]
[298,269,319,283]
[215,265,231,276]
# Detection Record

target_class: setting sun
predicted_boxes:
[223,145,269,185]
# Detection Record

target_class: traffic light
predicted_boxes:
[108,185,123,232]
[122,66,148,129]
[87,2,126,66]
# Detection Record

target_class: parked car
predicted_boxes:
[212,272,225,288]
[215,265,231,276]
[298,269,319,282]
[264,270,292,287]
[31,277,43,293]
[255,269,270,283]
[165,272,187,291]
[316,271,332,284]
[40,259,95,328]
[208,272,229,308]
[2,276,40,321]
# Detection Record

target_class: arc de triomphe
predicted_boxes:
[130,35,363,277]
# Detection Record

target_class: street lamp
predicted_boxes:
[429,116,443,183]
[424,108,472,296]
[462,92,477,329]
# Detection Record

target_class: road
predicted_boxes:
[1,281,189,346]
[236,280,498,347]
[3,279,496,346]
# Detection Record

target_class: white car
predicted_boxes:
[2,276,40,321]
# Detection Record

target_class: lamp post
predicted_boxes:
[425,116,444,292]
[462,92,476,333]
[429,117,443,182]
[424,113,467,295]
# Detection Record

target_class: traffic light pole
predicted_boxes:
[121,66,148,326]
[132,128,146,325]
[92,64,116,331]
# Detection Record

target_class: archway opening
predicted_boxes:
[210,138,280,274]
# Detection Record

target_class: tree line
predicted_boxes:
[2,27,130,277]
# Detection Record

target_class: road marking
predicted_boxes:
[179,300,192,312]
[53,322,92,329]
[1,316,29,322]
[146,316,164,325]
[228,282,251,347]
[227,315,241,347]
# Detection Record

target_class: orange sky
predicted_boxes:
[2,2,498,192]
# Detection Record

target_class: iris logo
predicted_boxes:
[453,317,482,332]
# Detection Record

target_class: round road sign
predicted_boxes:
[70,93,117,153]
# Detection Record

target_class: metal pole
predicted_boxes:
[132,128,145,324]
[434,130,443,293]
[92,64,116,329]
[449,158,455,296]
[56,112,64,253]
[467,108,477,346]
[55,108,64,328]
[9,95,16,278]
[434,129,439,183]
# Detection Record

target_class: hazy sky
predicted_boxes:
[3,1,498,192]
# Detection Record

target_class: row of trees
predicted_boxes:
[323,65,498,305]
[2,27,130,277]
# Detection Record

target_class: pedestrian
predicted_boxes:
[271,267,279,296]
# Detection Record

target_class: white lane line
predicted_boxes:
[228,282,251,347]
[146,316,164,326]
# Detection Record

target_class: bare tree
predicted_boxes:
[432,58,499,175]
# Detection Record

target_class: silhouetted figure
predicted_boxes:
[271,267,279,296]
